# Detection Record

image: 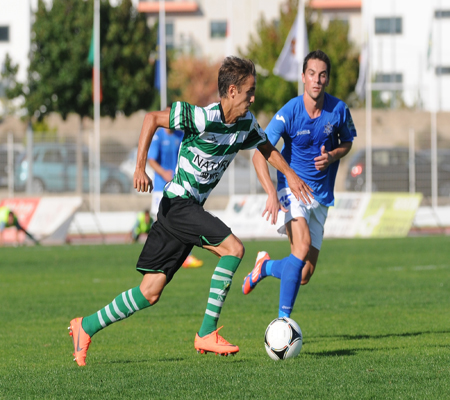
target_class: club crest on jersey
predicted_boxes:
[204,134,218,143]
[324,122,334,135]
[275,114,286,124]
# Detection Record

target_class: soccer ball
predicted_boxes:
[264,317,303,360]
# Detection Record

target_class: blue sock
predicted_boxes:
[266,259,284,279]
[278,254,305,318]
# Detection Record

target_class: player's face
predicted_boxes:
[302,59,329,101]
[233,74,256,118]
[7,213,14,225]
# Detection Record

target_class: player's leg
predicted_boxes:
[69,221,190,366]
[69,280,156,366]
[195,233,243,354]
[275,217,310,317]
[301,246,319,285]
[242,187,309,296]
[16,221,40,245]
[300,203,327,285]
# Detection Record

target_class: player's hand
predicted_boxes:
[314,145,333,171]
[134,170,153,193]
[286,172,313,204]
[261,193,287,225]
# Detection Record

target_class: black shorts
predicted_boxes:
[136,196,232,283]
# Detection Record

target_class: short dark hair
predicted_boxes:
[218,56,256,98]
[302,50,331,77]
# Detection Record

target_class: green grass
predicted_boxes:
[1,236,449,399]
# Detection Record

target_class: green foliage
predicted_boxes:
[0,237,449,399]
[15,0,156,121]
[241,0,298,114]
[102,0,157,117]
[241,0,359,115]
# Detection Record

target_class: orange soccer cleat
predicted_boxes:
[194,326,239,356]
[242,251,270,295]
[182,255,203,268]
[68,317,92,366]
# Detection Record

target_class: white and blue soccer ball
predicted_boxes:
[264,317,303,360]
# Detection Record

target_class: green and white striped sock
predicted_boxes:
[198,255,241,337]
[81,286,151,337]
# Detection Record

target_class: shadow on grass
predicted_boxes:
[305,349,360,357]
[310,329,450,341]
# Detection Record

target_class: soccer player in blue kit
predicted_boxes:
[242,50,357,318]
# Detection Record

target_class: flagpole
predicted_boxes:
[93,0,101,212]
[297,0,304,96]
[159,0,167,110]
[364,0,372,193]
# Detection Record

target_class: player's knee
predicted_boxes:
[232,242,245,259]
[228,236,245,258]
[142,291,161,305]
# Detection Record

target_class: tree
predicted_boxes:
[241,0,359,115]
[10,0,156,121]
[0,54,24,117]
[102,0,157,117]
[167,57,221,106]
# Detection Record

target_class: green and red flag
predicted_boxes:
[88,28,103,102]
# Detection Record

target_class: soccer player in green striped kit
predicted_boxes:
[69,56,312,365]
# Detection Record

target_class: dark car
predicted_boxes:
[345,147,450,197]
[15,143,132,194]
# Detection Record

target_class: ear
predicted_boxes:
[228,84,237,98]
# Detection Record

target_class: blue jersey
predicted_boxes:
[148,128,184,191]
[265,93,356,206]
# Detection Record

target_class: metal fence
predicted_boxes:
[1,128,450,210]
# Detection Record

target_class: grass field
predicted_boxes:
[1,236,449,399]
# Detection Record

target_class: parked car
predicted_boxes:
[15,143,132,193]
[345,147,450,197]
[0,144,24,187]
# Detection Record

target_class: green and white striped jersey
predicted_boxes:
[165,101,268,205]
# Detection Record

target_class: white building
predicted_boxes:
[0,0,32,112]
[137,0,288,60]
[364,0,450,111]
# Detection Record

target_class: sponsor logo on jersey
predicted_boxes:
[193,154,230,172]
[296,130,310,136]
[324,122,334,135]
[276,114,286,124]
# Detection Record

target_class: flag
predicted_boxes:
[273,2,309,82]
[355,44,368,100]
[88,27,103,102]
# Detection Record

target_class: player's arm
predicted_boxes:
[252,149,283,225]
[314,141,352,171]
[257,141,313,204]
[135,109,170,193]
[148,158,173,184]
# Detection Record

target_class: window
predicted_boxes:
[0,26,9,42]
[166,22,174,50]
[210,21,227,38]
[375,17,402,34]
[435,10,450,18]
[43,149,63,163]
[435,66,450,75]
[375,73,403,83]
